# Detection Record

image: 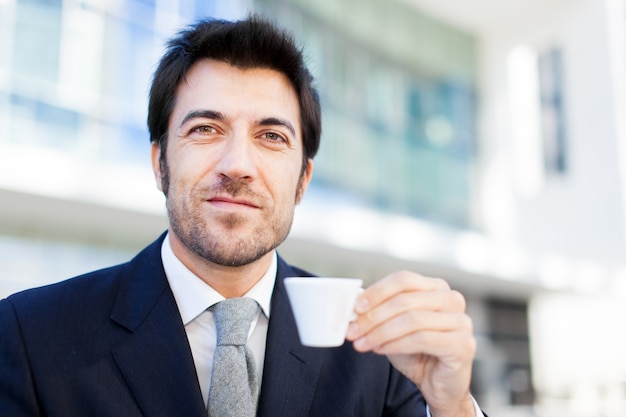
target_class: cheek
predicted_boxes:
[276,172,304,206]
[168,151,216,188]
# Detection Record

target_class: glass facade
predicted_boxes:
[0,0,250,292]
[1,0,478,228]
[0,0,248,167]
[255,0,478,227]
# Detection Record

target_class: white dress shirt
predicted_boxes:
[161,234,275,404]
[160,233,483,416]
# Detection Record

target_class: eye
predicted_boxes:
[261,131,287,143]
[191,125,217,134]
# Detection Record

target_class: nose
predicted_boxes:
[214,130,257,182]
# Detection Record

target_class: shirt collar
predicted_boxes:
[161,233,276,325]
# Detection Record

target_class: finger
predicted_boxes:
[356,271,451,314]
[373,327,477,359]
[352,311,473,353]
[347,290,467,341]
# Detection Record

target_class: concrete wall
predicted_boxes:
[478,0,626,414]
[479,0,626,292]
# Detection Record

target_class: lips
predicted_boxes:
[207,195,260,209]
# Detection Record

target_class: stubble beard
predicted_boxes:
[162,160,297,267]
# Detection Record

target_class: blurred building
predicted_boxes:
[1,0,625,416]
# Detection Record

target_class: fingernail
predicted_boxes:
[354,337,368,351]
[355,297,369,312]
[346,322,359,339]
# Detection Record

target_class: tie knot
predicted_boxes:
[211,297,258,346]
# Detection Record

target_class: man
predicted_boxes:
[0,16,481,417]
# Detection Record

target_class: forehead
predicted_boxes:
[171,59,301,128]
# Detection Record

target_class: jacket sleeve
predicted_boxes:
[0,298,42,417]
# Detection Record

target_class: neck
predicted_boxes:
[168,231,273,298]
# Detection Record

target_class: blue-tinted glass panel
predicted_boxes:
[20,0,62,6]
[118,125,150,162]
[188,0,219,19]
[539,48,567,174]
[254,0,478,227]
[10,93,81,149]
[124,0,155,28]
[13,1,62,82]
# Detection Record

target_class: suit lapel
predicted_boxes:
[106,240,329,417]
[256,258,326,417]
[109,236,206,417]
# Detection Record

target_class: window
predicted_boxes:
[538,48,567,175]
[486,299,535,406]
[255,0,478,228]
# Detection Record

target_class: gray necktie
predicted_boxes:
[207,297,259,417]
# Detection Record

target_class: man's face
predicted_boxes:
[152,59,313,267]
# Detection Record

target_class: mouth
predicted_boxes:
[207,195,260,210]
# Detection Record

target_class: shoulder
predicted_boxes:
[275,254,315,279]
[4,262,128,325]
[3,234,166,323]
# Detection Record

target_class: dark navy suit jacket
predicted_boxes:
[0,234,426,416]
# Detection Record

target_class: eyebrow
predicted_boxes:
[178,110,297,137]
[179,109,224,128]
[258,117,296,137]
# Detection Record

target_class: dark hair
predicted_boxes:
[147,15,321,165]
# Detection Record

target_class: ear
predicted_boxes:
[151,142,164,192]
[295,158,314,204]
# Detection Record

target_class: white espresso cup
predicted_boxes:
[284,277,363,347]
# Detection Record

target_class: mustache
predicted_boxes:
[207,176,261,199]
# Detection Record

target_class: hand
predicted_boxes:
[345,271,477,417]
